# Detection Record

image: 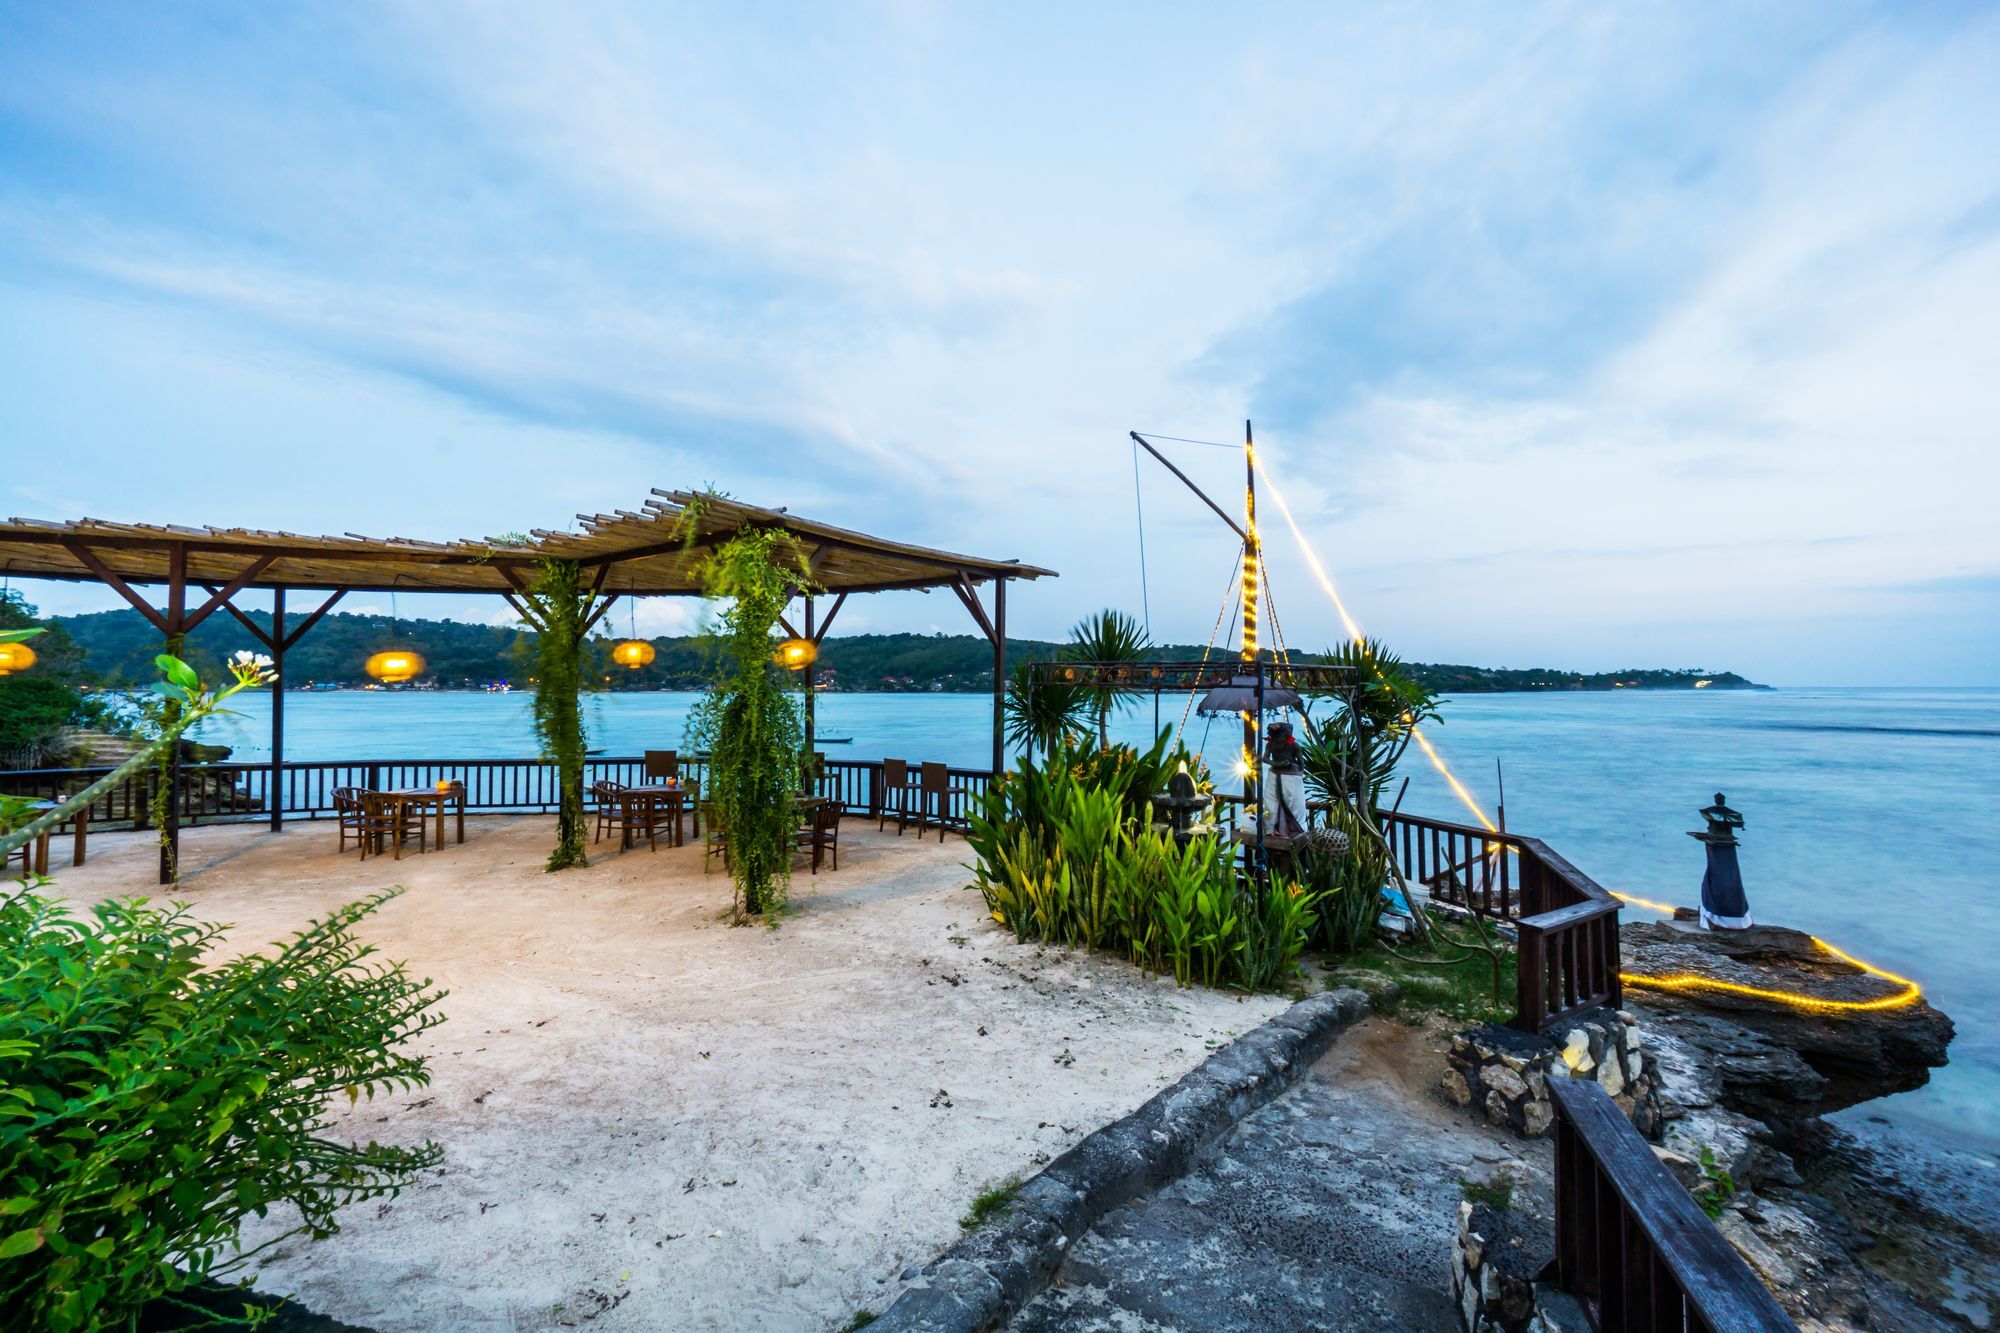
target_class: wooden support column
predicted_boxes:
[992,579,1007,775]
[803,595,816,756]
[161,543,187,884]
[270,589,285,831]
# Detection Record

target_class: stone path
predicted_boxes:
[1011,1017,1554,1332]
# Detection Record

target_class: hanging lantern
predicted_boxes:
[612,639,656,669]
[773,637,817,670]
[365,650,425,684]
[0,642,36,675]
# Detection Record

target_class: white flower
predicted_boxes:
[231,650,255,665]
[254,654,273,668]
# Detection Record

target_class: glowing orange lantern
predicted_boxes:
[0,642,35,675]
[773,637,817,670]
[613,640,656,668]
[364,650,425,683]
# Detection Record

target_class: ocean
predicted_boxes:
[193,684,1999,1156]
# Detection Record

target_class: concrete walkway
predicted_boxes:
[1012,1017,1554,1332]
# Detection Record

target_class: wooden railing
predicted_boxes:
[0,756,995,831]
[1549,1079,1795,1331]
[1374,809,1622,1034]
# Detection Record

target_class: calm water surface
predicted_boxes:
[198,686,2000,1154]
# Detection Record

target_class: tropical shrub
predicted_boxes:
[967,746,1316,991]
[0,890,444,1331]
[1294,804,1390,956]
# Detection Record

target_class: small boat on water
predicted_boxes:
[817,736,854,744]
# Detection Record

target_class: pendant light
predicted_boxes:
[613,594,654,669]
[365,587,425,684]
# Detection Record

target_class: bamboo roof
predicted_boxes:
[0,490,1055,596]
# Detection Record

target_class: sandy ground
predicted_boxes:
[50,816,1285,1332]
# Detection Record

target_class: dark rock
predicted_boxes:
[1622,921,1952,1119]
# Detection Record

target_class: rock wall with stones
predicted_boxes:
[1443,1007,1661,1140]
[1450,1201,1589,1333]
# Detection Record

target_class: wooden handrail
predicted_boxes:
[1549,1079,1795,1331]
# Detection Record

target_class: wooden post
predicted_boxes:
[991,579,1006,775]
[161,543,187,884]
[270,588,285,832]
[803,595,816,755]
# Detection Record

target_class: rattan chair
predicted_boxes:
[332,786,367,855]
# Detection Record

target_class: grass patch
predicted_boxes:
[1321,940,1517,1026]
[840,1313,878,1331]
[1461,1175,1515,1211]
[959,1177,1022,1231]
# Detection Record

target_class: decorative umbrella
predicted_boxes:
[1195,673,1302,717]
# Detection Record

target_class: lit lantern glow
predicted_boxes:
[364,650,425,683]
[612,639,656,668]
[0,642,36,675]
[774,637,817,670]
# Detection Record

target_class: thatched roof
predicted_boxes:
[0,490,1055,596]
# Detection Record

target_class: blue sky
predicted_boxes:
[3,3,1996,684]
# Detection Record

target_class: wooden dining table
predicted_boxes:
[619,782,699,849]
[381,786,467,850]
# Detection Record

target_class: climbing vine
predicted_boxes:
[684,524,810,918]
[524,558,594,872]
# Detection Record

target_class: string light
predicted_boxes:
[1250,450,1927,1015]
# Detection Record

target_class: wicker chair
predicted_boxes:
[701,802,729,873]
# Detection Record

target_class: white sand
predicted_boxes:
[52,817,1284,1331]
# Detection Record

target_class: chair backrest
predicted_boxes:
[920,761,949,794]
[883,757,909,786]
[332,786,360,809]
[591,780,622,801]
[816,801,842,832]
[645,750,678,779]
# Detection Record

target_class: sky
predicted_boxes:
[2,3,1997,685]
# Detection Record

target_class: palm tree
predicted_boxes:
[1065,609,1152,748]
[1003,659,1089,756]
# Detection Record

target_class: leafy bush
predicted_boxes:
[967,745,1316,991]
[0,676,91,769]
[0,889,444,1330]
[1294,805,1390,957]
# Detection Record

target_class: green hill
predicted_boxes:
[47,608,1762,694]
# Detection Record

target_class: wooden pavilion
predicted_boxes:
[0,489,1054,880]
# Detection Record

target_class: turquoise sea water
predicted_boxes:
[195,686,1999,1154]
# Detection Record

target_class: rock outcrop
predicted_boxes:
[1621,919,1952,1121]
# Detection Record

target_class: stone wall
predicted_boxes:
[1450,1202,1589,1333]
[1442,1007,1661,1140]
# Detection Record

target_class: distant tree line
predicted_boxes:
[44,607,1761,695]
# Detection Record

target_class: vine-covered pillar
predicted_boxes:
[525,559,607,872]
[269,588,285,832]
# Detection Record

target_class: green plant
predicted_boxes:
[840,1312,878,1331]
[966,751,1316,992]
[1460,1175,1514,1211]
[1696,1147,1737,1219]
[683,522,810,917]
[521,559,597,871]
[959,1178,1020,1231]
[0,889,444,1330]
[1064,608,1152,746]
[1322,943,1517,1025]
[1002,659,1090,757]
[1294,806,1389,957]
